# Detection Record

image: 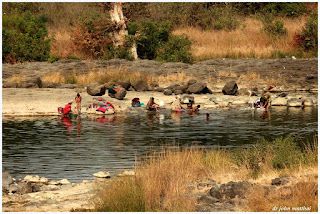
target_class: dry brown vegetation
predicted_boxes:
[174,17,307,60]
[92,137,318,212]
[41,68,193,87]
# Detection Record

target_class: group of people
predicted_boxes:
[59,93,82,116]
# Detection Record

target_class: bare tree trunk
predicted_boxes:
[109,2,138,60]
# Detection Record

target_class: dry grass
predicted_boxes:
[41,68,194,87]
[237,71,286,88]
[245,178,318,212]
[173,17,307,60]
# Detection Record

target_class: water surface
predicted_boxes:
[2,107,317,182]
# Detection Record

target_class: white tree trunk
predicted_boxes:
[109,2,138,60]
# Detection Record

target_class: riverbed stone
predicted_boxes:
[222,81,238,95]
[174,89,183,95]
[271,97,288,106]
[154,87,164,92]
[287,98,302,107]
[93,171,111,178]
[58,179,71,185]
[271,177,290,186]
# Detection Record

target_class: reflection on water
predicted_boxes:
[2,107,318,182]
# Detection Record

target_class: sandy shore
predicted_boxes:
[2,88,317,117]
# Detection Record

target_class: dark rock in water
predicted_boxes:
[174,89,183,95]
[187,79,197,86]
[154,87,164,92]
[187,82,207,94]
[222,81,238,95]
[115,81,131,90]
[163,89,173,96]
[87,84,106,96]
[277,92,288,97]
[271,177,290,186]
[132,80,149,91]
[114,87,127,100]
[210,181,253,200]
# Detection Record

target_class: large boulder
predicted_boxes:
[115,81,131,90]
[87,84,106,96]
[187,79,197,86]
[166,84,180,91]
[114,87,127,100]
[154,87,164,92]
[132,80,149,92]
[175,85,189,93]
[222,81,238,95]
[187,82,207,94]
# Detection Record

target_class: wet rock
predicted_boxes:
[187,82,207,94]
[303,98,314,106]
[187,79,197,86]
[93,171,111,178]
[163,89,173,96]
[2,171,14,193]
[23,175,48,184]
[271,177,290,186]
[271,97,288,106]
[87,84,106,96]
[132,80,149,92]
[287,98,302,107]
[222,81,238,95]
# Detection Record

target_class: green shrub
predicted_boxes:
[261,3,307,17]
[157,35,192,63]
[263,18,288,37]
[2,11,50,63]
[294,12,317,54]
[48,55,60,63]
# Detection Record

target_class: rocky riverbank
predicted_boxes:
[2,169,317,212]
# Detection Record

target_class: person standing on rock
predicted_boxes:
[75,93,82,114]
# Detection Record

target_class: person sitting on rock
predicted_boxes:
[146,97,160,111]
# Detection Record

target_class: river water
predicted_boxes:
[2,107,317,182]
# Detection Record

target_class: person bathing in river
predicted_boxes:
[171,96,184,112]
[260,91,271,111]
[146,97,160,111]
[75,93,82,114]
[193,105,201,112]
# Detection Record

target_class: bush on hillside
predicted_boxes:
[2,11,50,63]
[156,35,192,63]
[294,12,318,54]
[263,19,288,37]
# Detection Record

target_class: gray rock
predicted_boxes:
[271,177,290,186]
[175,85,189,93]
[222,81,238,95]
[174,89,183,95]
[149,81,159,88]
[2,171,14,193]
[163,89,173,96]
[115,81,131,90]
[187,82,207,94]
[210,181,253,200]
[132,80,149,92]
[9,181,33,194]
[287,98,302,107]
[166,84,180,91]
[87,84,106,96]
